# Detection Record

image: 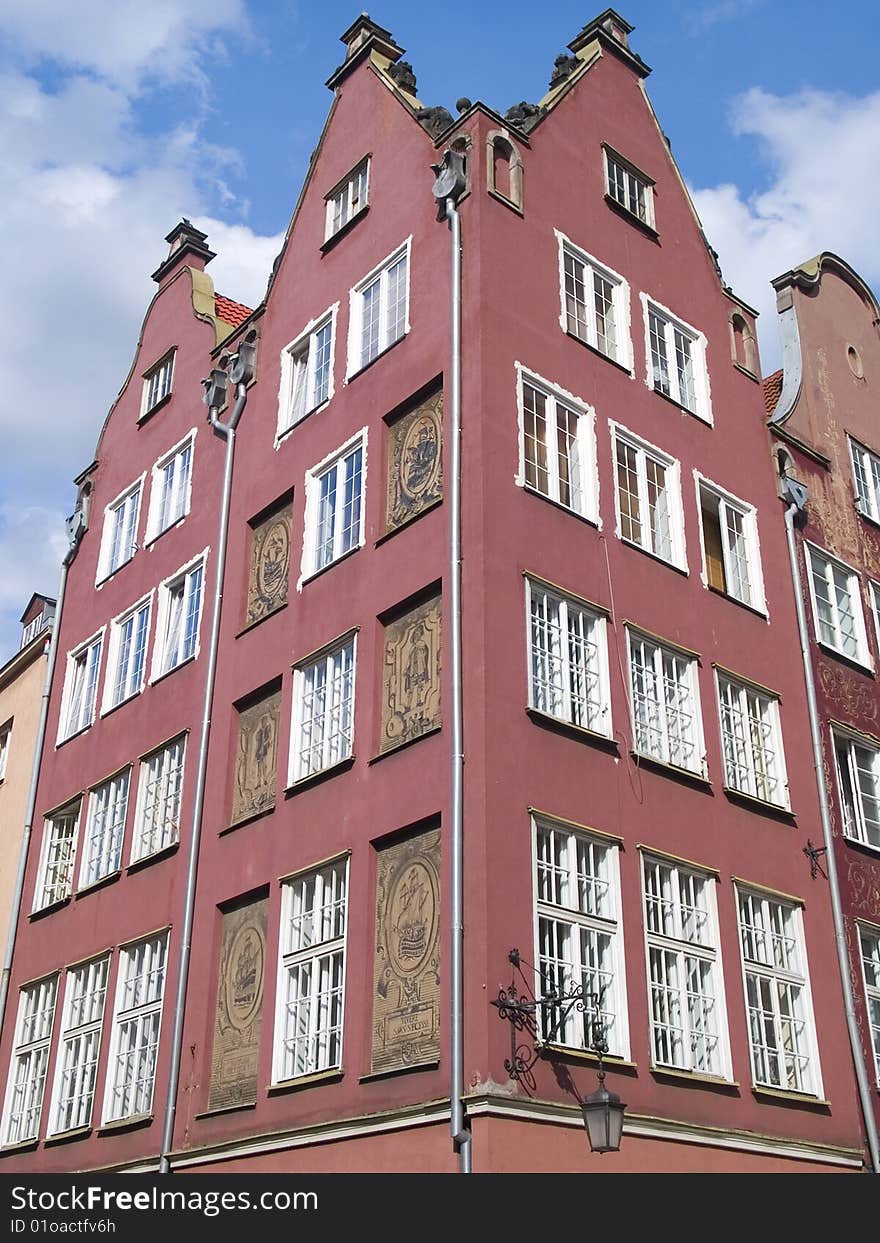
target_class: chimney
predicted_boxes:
[151,219,216,285]
[327,14,404,88]
[568,10,648,77]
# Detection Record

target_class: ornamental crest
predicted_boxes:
[208,897,268,1111]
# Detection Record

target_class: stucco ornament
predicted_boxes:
[386,391,442,532]
[372,827,441,1073]
[208,898,268,1110]
[245,502,292,627]
[380,596,442,753]
[231,688,280,825]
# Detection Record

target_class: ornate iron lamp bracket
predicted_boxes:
[490,948,590,1082]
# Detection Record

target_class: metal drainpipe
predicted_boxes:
[158,377,248,1174]
[444,190,471,1174]
[0,531,81,1036]
[783,497,880,1173]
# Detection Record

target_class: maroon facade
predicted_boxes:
[766,253,880,1146]
[0,12,872,1173]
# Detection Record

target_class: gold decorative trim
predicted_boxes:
[712,663,781,702]
[292,627,359,673]
[623,621,700,660]
[278,849,351,885]
[524,570,610,617]
[731,877,804,907]
[528,808,623,845]
[637,845,720,878]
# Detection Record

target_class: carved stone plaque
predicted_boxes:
[386,391,442,533]
[371,826,441,1073]
[231,688,280,825]
[246,502,292,626]
[380,595,441,753]
[208,897,268,1111]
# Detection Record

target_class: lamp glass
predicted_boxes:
[581,1085,625,1153]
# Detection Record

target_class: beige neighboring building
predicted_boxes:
[0,595,54,942]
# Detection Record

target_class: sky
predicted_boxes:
[1,0,879,657]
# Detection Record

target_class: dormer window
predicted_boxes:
[141,350,175,417]
[603,145,654,230]
[325,157,370,242]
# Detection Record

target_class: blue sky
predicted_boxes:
[1,0,879,657]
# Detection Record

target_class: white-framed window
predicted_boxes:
[58,631,103,742]
[145,431,195,542]
[612,423,684,567]
[517,368,598,522]
[533,817,628,1058]
[153,555,205,678]
[97,479,142,582]
[48,955,110,1136]
[804,543,870,665]
[555,232,631,368]
[130,735,186,864]
[526,578,611,735]
[627,629,704,774]
[717,673,788,807]
[103,595,151,711]
[34,800,80,911]
[834,731,880,850]
[641,295,711,422]
[78,770,130,889]
[1,975,58,1145]
[858,924,880,1085]
[274,858,348,1082]
[736,888,820,1095]
[278,306,336,436]
[289,634,356,783]
[302,433,366,579]
[141,350,175,417]
[603,146,654,227]
[102,932,168,1123]
[0,719,10,782]
[642,854,730,1077]
[697,477,765,611]
[347,239,410,375]
[325,157,369,240]
[850,437,880,523]
[21,609,50,649]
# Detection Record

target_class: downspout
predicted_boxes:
[0,515,85,1035]
[159,348,253,1175]
[782,482,880,1173]
[431,151,471,1173]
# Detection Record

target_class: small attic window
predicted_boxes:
[603,144,655,231]
[730,313,758,376]
[487,131,523,212]
[324,157,370,243]
[141,349,175,417]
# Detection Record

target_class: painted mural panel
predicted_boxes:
[245,501,292,626]
[371,826,441,1073]
[231,688,280,825]
[380,595,441,753]
[386,391,442,533]
[208,897,268,1111]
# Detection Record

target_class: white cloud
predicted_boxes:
[2,0,249,90]
[0,1,282,657]
[687,0,767,34]
[691,87,880,369]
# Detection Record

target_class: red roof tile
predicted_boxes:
[762,368,783,416]
[215,293,253,329]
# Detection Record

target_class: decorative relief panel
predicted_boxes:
[846,856,880,921]
[371,826,441,1074]
[231,688,280,825]
[818,662,879,726]
[246,501,292,626]
[386,391,442,533]
[380,595,441,753]
[208,897,268,1111]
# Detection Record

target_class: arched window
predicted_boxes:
[730,312,757,375]
[487,130,523,212]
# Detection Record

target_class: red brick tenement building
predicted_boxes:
[0,11,873,1173]
[765,252,880,1159]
